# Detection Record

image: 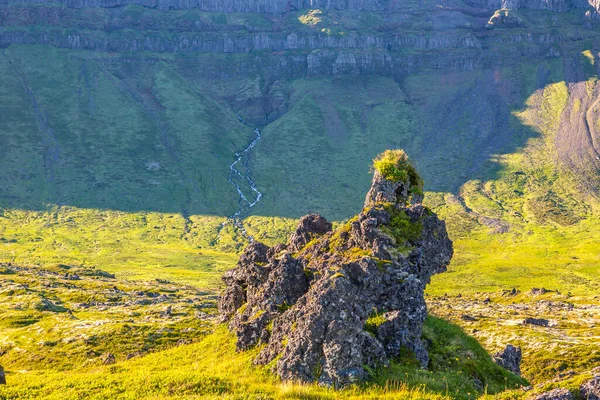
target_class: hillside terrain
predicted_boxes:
[1,0,600,398]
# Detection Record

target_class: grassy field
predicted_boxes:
[0,320,525,400]
[0,20,599,398]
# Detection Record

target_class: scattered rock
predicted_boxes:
[0,366,5,385]
[530,288,550,295]
[100,353,116,365]
[523,317,550,327]
[160,306,173,318]
[35,297,69,313]
[556,370,576,380]
[86,349,100,357]
[581,377,600,399]
[503,288,519,296]
[493,344,522,375]
[64,273,80,280]
[219,153,453,387]
[533,388,573,400]
[461,314,477,321]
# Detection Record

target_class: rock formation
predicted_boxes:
[493,344,522,376]
[219,150,453,387]
[533,388,574,400]
[581,376,600,399]
[0,366,5,385]
[1,0,598,14]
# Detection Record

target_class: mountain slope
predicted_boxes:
[0,0,600,398]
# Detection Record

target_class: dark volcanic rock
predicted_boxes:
[0,366,5,385]
[524,317,550,327]
[530,287,551,295]
[219,153,453,387]
[534,388,573,400]
[100,352,116,365]
[493,344,522,375]
[581,377,600,399]
[288,214,332,251]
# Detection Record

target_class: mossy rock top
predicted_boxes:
[366,150,424,208]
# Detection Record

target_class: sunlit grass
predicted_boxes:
[0,321,524,400]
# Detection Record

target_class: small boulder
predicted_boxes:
[159,306,172,318]
[530,288,550,295]
[503,288,519,296]
[581,376,600,399]
[493,344,522,375]
[100,353,116,365]
[0,365,5,385]
[524,317,549,327]
[533,388,573,400]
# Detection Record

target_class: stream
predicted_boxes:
[221,115,263,241]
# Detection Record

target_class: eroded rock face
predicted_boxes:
[493,344,522,376]
[581,376,600,400]
[534,388,573,400]
[219,167,453,387]
[1,0,596,13]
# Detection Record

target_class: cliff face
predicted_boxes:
[0,0,412,13]
[0,0,598,13]
[0,0,597,81]
[219,152,453,386]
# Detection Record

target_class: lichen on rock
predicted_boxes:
[218,149,453,387]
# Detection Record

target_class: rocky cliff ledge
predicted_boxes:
[1,0,598,14]
[219,150,453,387]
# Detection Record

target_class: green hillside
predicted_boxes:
[1,1,600,399]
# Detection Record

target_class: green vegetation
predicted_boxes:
[0,7,600,397]
[0,207,238,288]
[378,204,423,248]
[364,312,387,335]
[373,150,424,196]
[373,317,526,399]
[0,320,523,400]
[0,264,216,372]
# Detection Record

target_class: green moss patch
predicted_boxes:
[373,150,424,196]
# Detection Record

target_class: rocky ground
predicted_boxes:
[429,289,600,396]
[0,262,216,371]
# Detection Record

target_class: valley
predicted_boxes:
[0,0,600,398]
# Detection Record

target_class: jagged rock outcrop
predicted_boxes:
[493,344,522,375]
[219,150,453,387]
[533,388,574,400]
[581,376,600,399]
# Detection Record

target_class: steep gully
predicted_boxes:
[219,115,263,242]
